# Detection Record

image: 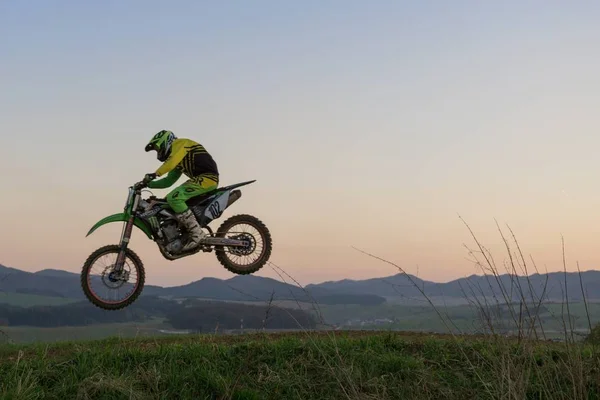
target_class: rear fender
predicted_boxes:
[199,189,241,225]
[86,213,154,240]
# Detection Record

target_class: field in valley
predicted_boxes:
[1,298,599,344]
[0,319,172,344]
[0,293,79,308]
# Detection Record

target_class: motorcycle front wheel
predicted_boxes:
[80,244,146,310]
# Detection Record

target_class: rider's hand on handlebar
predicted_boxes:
[143,173,157,184]
[133,173,157,191]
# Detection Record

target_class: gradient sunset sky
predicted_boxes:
[2,1,600,287]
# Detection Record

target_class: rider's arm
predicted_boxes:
[147,168,182,189]
[154,140,189,176]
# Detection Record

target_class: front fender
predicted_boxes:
[86,213,154,240]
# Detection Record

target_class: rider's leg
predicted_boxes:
[166,175,219,252]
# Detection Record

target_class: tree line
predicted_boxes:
[0,296,317,330]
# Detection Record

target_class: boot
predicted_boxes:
[176,209,206,252]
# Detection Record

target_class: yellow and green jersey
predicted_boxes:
[148,138,219,190]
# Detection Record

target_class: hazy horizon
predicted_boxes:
[2,1,600,287]
[4,262,600,288]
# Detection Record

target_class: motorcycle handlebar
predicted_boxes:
[133,173,157,191]
[133,181,147,191]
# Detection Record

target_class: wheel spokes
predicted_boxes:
[86,252,140,305]
[222,223,265,267]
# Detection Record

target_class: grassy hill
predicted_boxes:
[1,331,599,399]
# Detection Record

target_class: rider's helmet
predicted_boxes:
[145,130,177,162]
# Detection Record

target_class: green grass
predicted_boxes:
[0,293,79,307]
[1,331,599,399]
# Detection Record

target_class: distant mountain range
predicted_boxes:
[0,264,380,305]
[1,263,599,305]
[305,270,600,303]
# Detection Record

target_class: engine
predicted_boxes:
[161,220,183,254]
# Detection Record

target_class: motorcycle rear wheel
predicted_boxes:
[214,214,273,275]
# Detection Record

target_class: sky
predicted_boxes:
[2,1,600,287]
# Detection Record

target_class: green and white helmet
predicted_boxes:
[145,130,177,162]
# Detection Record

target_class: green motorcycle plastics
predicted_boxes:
[86,213,154,240]
[80,179,273,311]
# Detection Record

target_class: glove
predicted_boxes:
[143,173,157,184]
[134,173,157,191]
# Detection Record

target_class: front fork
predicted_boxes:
[114,218,134,272]
[114,189,140,273]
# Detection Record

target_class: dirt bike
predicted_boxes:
[80,178,272,311]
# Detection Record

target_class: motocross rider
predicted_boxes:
[139,130,219,252]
